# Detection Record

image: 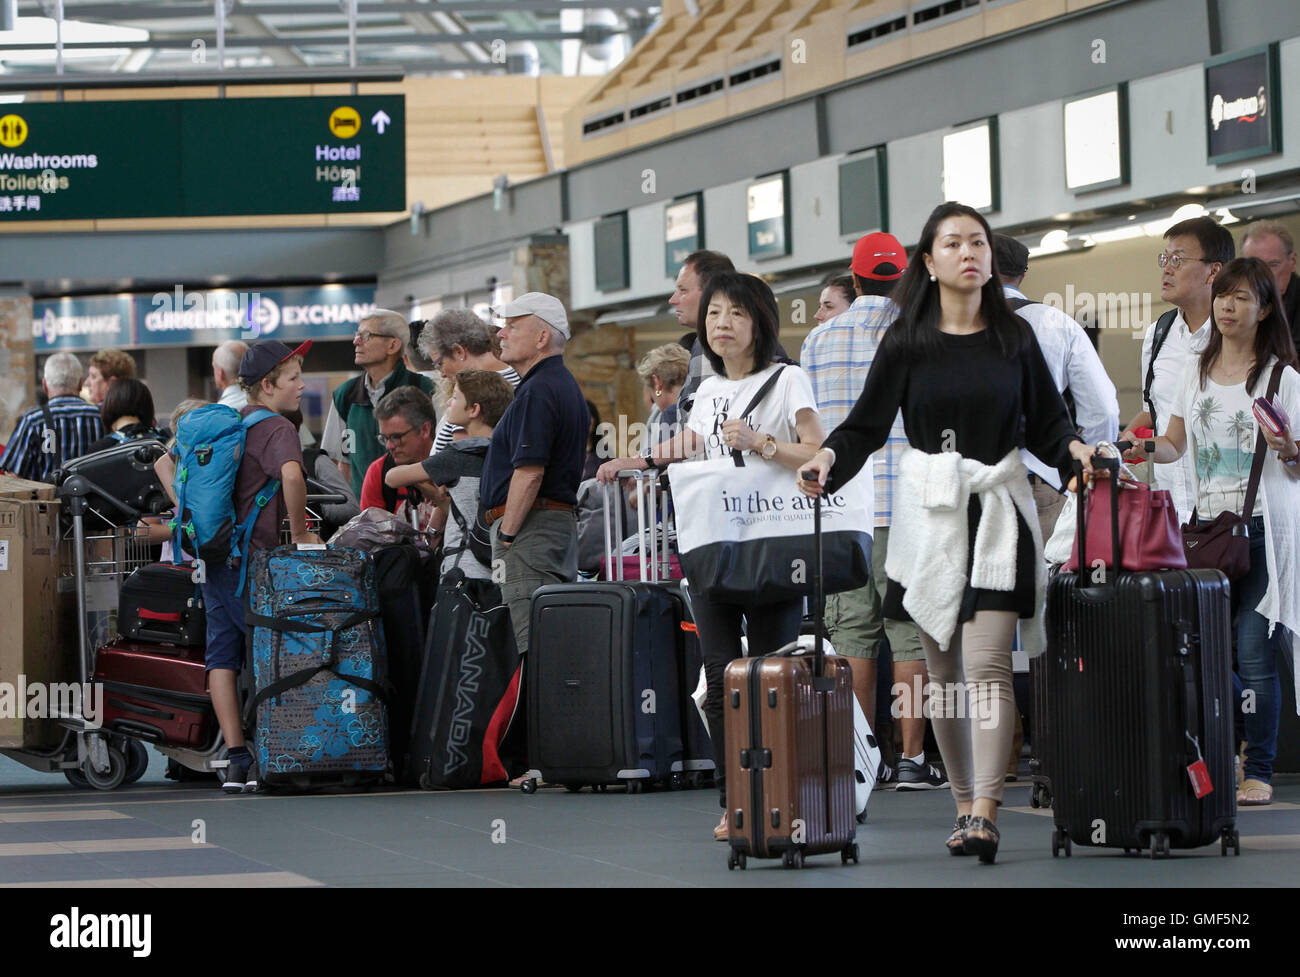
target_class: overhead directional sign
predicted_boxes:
[0,95,405,221]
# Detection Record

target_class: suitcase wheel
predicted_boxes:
[519,778,538,794]
[840,843,859,865]
[1150,832,1170,859]
[624,780,644,795]
[564,784,584,793]
[1220,829,1240,857]
[781,849,804,870]
[669,772,683,790]
[1051,827,1071,858]
[727,850,747,871]
[855,810,868,825]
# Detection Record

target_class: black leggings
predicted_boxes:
[689,585,803,807]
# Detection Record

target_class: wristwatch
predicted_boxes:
[759,434,778,461]
[1282,450,1299,469]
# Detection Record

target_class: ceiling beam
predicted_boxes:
[0,30,605,50]
[228,13,310,66]
[47,1,659,17]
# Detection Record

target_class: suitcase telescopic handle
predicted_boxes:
[801,469,826,681]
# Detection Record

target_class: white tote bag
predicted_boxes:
[668,454,874,602]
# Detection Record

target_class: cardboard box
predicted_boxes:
[0,474,70,749]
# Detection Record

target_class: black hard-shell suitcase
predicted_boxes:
[523,581,684,792]
[1041,453,1239,858]
[118,562,205,647]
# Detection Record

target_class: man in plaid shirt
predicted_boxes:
[800,232,947,791]
[0,351,104,484]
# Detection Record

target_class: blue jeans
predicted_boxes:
[1231,521,1283,784]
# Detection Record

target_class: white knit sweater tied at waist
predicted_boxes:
[884,447,1046,654]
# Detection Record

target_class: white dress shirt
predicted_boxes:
[1139,309,1211,523]
[1005,286,1120,488]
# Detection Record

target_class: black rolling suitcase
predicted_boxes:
[520,469,685,793]
[118,563,205,647]
[1042,453,1239,858]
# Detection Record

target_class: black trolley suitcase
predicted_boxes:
[118,562,206,646]
[1042,451,1239,858]
[520,469,685,793]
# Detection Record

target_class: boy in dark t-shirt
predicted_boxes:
[157,340,321,793]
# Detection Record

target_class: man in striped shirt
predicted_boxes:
[800,232,946,791]
[0,351,105,484]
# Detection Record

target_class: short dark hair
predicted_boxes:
[453,369,514,429]
[852,273,898,299]
[100,377,156,430]
[696,272,781,376]
[682,250,735,287]
[1166,216,1235,266]
[824,274,856,308]
[375,385,436,434]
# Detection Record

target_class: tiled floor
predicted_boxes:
[0,757,1295,887]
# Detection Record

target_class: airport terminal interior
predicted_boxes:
[0,0,1298,915]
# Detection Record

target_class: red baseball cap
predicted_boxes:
[851,232,907,281]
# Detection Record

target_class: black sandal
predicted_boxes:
[964,816,1000,864]
[946,815,971,855]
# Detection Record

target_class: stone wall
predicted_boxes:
[0,297,34,448]
[513,237,645,452]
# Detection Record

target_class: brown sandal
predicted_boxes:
[1237,779,1273,806]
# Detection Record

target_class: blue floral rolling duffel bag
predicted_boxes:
[244,545,391,789]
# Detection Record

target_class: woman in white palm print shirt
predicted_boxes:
[1128,257,1300,807]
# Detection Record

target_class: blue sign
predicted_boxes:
[134,284,377,346]
[33,284,377,351]
[32,294,133,351]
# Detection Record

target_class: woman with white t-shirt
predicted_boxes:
[596,271,826,840]
[1126,257,1300,807]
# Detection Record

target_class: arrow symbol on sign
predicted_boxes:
[371,110,391,134]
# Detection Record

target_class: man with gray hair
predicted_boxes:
[419,307,520,452]
[1241,220,1300,346]
[322,309,435,499]
[480,292,589,657]
[360,385,438,519]
[0,352,105,483]
[213,340,249,410]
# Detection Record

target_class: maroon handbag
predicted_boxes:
[1064,468,1187,573]
[1181,364,1282,581]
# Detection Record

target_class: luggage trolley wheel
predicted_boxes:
[563,784,584,793]
[82,745,128,791]
[781,849,805,870]
[1151,832,1171,859]
[727,850,747,871]
[122,740,150,785]
[840,843,859,865]
[519,778,538,794]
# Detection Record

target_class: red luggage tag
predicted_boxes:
[1185,735,1213,798]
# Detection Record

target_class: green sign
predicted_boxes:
[0,95,404,221]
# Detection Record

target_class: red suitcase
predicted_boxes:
[94,637,217,749]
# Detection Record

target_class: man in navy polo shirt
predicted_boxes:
[481,291,589,656]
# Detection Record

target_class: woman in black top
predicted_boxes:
[85,377,166,454]
[800,202,1095,863]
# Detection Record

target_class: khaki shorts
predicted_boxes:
[824,526,925,662]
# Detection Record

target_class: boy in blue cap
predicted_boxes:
[157,339,321,792]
